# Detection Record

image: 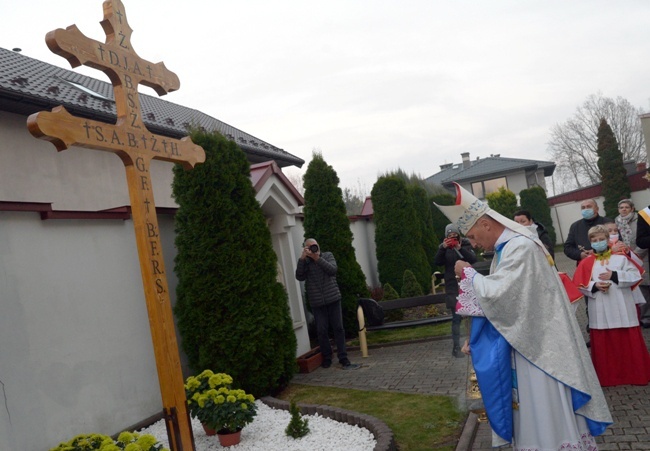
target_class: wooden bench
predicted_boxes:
[357,293,451,357]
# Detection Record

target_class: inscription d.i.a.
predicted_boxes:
[97,45,158,81]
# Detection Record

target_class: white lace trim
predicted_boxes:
[455,266,485,317]
[514,431,597,450]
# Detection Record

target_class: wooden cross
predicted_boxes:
[26,1,204,449]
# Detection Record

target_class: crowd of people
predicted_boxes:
[297,185,650,450]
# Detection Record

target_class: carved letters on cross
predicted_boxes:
[26,1,204,450]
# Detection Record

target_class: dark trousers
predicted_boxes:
[452,311,462,348]
[312,300,347,363]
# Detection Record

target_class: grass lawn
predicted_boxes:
[277,384,464,451]
[347,321,453,347]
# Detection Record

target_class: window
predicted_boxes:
[471,177,507,199]
[471,182,484,199]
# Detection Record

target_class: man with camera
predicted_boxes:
[433,224,477,357]
[295,238,358,369]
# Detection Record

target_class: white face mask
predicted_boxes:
[609,234,619,244]
[526,224,538,233]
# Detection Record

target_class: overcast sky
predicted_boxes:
[4,0,650,194]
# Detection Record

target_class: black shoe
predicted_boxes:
[586,341,591,348]
[452,346,462,358]
[321,359,332,368]
[339,358,359,370]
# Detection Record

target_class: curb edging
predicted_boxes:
[260,396,397,451]
[455,412,479,451]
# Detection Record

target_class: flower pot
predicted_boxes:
[217,429,242,447]
[296,347,322,373]
[202,423,217,436]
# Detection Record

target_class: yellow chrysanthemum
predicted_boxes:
[198,369,214,379]
[117,431,135,443]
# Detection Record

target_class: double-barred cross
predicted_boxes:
[27,1,204,449]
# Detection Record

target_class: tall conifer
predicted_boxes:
[409,184,438,287]
[371,175,431,293]
[597,118,631,217]
[172,130,296,397]
[302,153,369,337]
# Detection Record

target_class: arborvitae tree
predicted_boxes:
[302,152,370,338]
[597,118,631,217]
[381,283,403,322]
[172,129,296,397]
[430,192,456,251]
[371,175,432,294]
[485,186,518,219]
[383,283,400,300]
[519,185,557,245]
[285,400,310,439]
[401,270,424,298]
[409,184,439,286]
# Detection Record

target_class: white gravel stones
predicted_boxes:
[138,401,377,450]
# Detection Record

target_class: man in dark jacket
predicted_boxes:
[295,238,358,369]
[513,210,555,259]
[433,224,477,357]
[564,199,611,263]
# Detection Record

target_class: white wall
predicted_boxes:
[0,211,173,450]
[350,218,379,288]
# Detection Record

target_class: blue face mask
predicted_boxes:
[581,209,595,220]
[591,240,609,253]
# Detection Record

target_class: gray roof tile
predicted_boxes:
[0,47,304,168]
[426,156,555,185]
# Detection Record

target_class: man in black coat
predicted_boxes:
[564,199,612,263]
[295,238,358,370]
[434,224,477,357]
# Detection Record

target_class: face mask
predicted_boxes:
[609,234,619,244]
[581,209,595,220]
[526,224,538,233]
[591,240,609,253]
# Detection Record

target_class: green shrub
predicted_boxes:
[485,186,517,219]
[173,129,296,397]
[371,176,431,294]
[285,400,310,439]
[401,270,424,298]
[381,283,403,322]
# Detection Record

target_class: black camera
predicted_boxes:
[309,244,319,253]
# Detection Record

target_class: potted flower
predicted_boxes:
[185,370,257,447]
[49,431,168,451]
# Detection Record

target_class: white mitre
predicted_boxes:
[433,182,552,260]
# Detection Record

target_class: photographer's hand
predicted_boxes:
[300,247,310,261]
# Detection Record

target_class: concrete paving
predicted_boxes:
[292,252,650,450]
